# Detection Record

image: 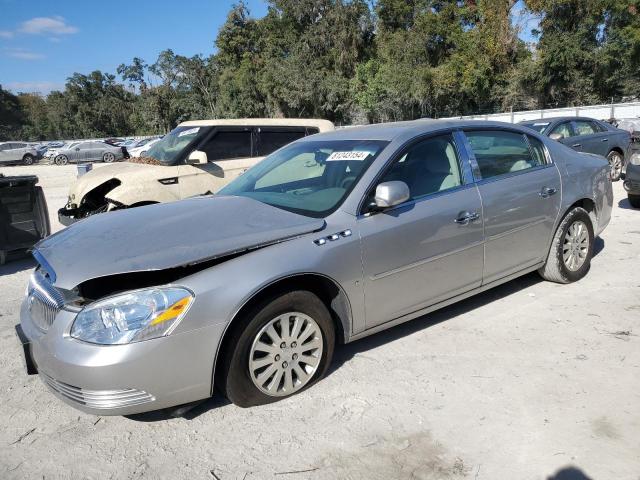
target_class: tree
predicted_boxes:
[0,86,25,140]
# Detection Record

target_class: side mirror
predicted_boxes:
[374,181,410,209]
[186,150,207,165]
[549,133,564,141]
[75,147,80,151]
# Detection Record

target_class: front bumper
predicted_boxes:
[58,206,81,226]
[623,164,640,195]
[19,299,223,415]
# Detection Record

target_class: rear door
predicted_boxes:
[359,132,484,327]
[463,129,562,284]
[178,127,254,197]
[0,144,9,163]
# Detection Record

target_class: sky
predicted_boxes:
[0,0,269,95]
[0,0,539,96]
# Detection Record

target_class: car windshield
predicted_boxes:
[520,122,549,133]
[144,126,207,164]
[219,139,389,218]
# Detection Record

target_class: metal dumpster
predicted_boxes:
[0,174,50,265]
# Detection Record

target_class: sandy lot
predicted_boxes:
[0,164,639,479]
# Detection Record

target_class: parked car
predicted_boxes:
[127,136,162,158]
[623,153,640,208]
[103,138,125,146]
[519,116,631,181]
[46,141,125,166]
[0,142,38,165]
[17,119,612,415]
[57,118,335,225]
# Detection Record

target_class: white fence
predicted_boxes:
[442,101,640,123]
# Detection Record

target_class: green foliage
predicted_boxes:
[6,0,640,141]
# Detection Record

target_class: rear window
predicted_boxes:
[257,128,307,156]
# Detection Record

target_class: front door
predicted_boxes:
[464,129,562,284]
[359,133,484,328]
[178,128,257,198]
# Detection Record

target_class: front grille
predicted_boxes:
[28,270,65,331]
[40,373,155,409]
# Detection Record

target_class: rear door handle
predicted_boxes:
[601,138,609,142]
[539,186,557,198]
[572,143,582,148]
[455,211,480,225]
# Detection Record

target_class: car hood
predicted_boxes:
[67,162,175,203]
[35,195,326,289]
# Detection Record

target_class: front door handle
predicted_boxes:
[572,143,582,148]
[601,138,609,142]
[455,211,480,225]
[539,186,558,198]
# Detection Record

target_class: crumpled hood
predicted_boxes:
[36,196,325,289]
[68,162,175,203]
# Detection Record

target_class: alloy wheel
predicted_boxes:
[248,312,323,397]
[609,153,623,181]
[562,220,589,271]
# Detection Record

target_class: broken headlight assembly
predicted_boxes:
[70,287,194,345]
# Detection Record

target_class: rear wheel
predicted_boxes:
[22,154,34,166]
[538,207,594,284]
[103,152,115,163]
[607,151,623,181]
[219,290,335,408]
[629,194,640,209]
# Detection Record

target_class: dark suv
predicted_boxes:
[520,117,631,181]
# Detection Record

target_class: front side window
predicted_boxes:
[550,122,573,139]
[377,134,462,200]
[145,126,208,165]
[219,139,388,217]
[200,129,252,161]
[573,121,597,136]
[465,130,543,179]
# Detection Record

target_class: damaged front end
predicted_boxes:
[58,179,121,225]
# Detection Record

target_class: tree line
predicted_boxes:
[1,0,639,141]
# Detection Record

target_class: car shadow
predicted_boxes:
[546,466,593,480]
[618,197,637,210]
[0,256,35,277]
[593,236,605,257]
[129,271,545,422]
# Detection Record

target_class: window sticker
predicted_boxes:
[326,151,371,161]
[533,123,549,126]
[178,127,200,137]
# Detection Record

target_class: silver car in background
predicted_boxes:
[17,120,612,415]
[0,141,38,165]
[46,140,124,165]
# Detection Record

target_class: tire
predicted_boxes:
[54,155,68,166]
[103,152,115,163]
[22,154,34,166]
[607,151,624,182]
[219,290,335,408]
[629,195,640,209]
[538,207,594,284]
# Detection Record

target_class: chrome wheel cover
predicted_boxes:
[563,220,589,271]
[609,153,622,179]
[104,152,115,162]
[249,312,323,397]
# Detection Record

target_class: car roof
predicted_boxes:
[520,116,603,124]
[178,118,335,131]
[296,119,532,142]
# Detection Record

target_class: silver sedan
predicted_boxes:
[48,141,124,165]
[17,119,613,415]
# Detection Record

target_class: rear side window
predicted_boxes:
[465,130,543,179]
[201,129,252,161]
[257,128,306,156]
[573,121,597,136]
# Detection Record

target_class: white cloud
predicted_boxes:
[19,15,78,35]
[0,30,14,38]
[5,81,64,95]
[4,47,45,60]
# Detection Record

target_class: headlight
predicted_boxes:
[71,287,194,345]
[630,153,640,166]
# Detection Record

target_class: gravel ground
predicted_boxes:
[0,164,639,480]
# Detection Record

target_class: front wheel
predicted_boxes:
[538,207,594,284]
[607,151,624,182]
[629,194,640,209]
[54,155,68,166]
[219,290,335,408]
[22,154,34,166]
